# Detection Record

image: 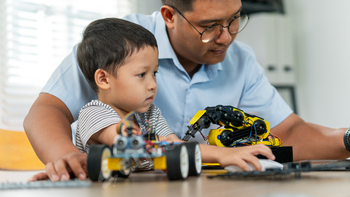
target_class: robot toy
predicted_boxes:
[87,111,202,181]
[182,105,282,147]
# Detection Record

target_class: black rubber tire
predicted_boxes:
[166,144,189,180]
[87,144,112,182]
[184,142,202,176]
[110,144,131,178]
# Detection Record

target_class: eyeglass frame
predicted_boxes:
[167,5,249,43]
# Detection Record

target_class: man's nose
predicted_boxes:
[215,27,232,45]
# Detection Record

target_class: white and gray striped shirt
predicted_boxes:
[75,100,173,153]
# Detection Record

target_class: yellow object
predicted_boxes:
[202,162,220,166]
[153,156,167,170]
[107,158,123,170]
[208,128,227,147]
[208,120,281,147]
[189,110,207,125]
[0,129,45,170]
[251,137,282,146]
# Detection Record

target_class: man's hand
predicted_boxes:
[200,144,275,171]
[29,152,87,182]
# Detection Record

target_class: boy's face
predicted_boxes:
[107,46,159,117]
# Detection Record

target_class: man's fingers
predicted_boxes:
[54,159,70,181]
[250,144,275,161]
[234,159,251,171]
[243,154,262,171]
[66,154,87,180]
[45,162,60,181]
[28,172,49,182]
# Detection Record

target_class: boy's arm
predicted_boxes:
[24,93,87,181]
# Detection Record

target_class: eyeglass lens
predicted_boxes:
[201,14,248,43]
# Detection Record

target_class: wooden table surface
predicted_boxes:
[0,169,349,197]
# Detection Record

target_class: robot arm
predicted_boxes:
[182,105,281,147]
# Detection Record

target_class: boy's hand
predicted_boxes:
[158,133,183,143]
[117,121,141,136]
[29,152,87,182]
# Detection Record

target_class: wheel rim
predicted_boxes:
[194,145,202,174]
[101,148,112,179]
[180,146,189,179]
[120,159,132,175]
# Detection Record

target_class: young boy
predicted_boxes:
[75,18,178,153]
[30,17,274,182]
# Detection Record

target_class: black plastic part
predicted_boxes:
[253,119,267,134]
[143,132,156,141]
[257,146,293,163]
[87,144,111,182]
[182,135,192,141]
[220,130,235,146]
[242,0,284,15]
[184,142,202,176]
[166,144,189,180]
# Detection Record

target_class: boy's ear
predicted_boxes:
[160,5,175,29]
[95,69,110,90]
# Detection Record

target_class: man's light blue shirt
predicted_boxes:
[42,12,292,142]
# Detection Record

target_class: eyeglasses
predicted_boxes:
[168,5,249,43]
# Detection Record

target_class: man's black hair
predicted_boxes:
[77,18,158,92]
[161,0,196,12]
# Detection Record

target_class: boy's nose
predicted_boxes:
[148,78,157,90]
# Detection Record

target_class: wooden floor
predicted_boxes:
[1,169,349,197]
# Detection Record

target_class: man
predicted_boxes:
[24,0,350,181]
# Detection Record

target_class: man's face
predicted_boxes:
[107,46,159,117]
[169,0,242,67]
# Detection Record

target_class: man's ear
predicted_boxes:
[160,5,175,29]
[95,69,110,90]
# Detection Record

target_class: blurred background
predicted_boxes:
[0,0,349,132]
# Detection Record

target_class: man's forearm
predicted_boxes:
[271,113,350,161]
[24,93,79,164]
[199,144,221,163]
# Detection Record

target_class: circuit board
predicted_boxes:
[207,160,350,179]
[0,179,91,190]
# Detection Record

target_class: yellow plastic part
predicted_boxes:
[251,137,282,147]
[208,128,228,147]
[189,110,207,125]
[153,156,167,170]
[107,158,123,171]
[208,119,278,147]
[202,163,220,166]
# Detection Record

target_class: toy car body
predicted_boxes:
[87,134,202,181]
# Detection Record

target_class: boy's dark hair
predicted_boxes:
[161,0,196,12]
[77,18,158,92]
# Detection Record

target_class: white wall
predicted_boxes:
[284,0,350,128]
[133,0,162,14]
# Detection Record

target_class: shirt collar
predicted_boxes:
[155,13,174,60]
